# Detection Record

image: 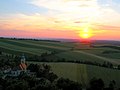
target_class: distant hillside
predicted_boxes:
[0,37,120,65]
[1,37,120,45]
[92,40,120,46]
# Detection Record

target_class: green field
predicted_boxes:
[0,38,120,65]
[0,38,73,56]
[28,62,120,88]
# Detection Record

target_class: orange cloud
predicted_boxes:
[0,0,120,40]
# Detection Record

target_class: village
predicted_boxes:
[0,54,35,79]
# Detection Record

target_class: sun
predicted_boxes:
[82,33,89,38]
[79,27,93,39]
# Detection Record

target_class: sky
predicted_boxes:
[0,0,120,40]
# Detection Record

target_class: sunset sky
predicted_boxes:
[0,0,120,40]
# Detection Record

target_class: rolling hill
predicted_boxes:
[0,38,120,65]
[0,38,120,88]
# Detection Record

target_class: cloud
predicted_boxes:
[74,21,81,23]
[30,0,97,11]
[0,0,120,38]
[95,24,120,31]
[0,13,76,32]
[29,0,120,26]
[29,0,99,17]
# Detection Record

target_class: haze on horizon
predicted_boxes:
[0,0,120,40]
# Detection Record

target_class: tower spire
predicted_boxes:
[19,54,27,71]
[21,53,26,64]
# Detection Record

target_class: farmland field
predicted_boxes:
[0,38,120,65]
[28,62,120,88]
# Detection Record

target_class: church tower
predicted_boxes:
[21,54,26,64]
[19,54,27,71]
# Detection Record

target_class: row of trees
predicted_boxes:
[87,78,118,90]
[0,53,21,69]
[101,46,120,51]
[0,37,60,42]
[0,51,120,70]
[28,56,120,70]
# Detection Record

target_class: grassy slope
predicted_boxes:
[87,65,120,87]
[0,39,73,55]
[55,50,104,62]
[0,38,120,64]
[28,62,88,85]
[0,41,50,55]
[28,62,120,88]
[80,48,120,59]
[55,50,120,65]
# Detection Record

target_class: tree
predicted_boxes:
[87,78,104,90]
[0,51,2,55]
[31,78,57,90]
[0,85,3,90]
[41,52,48,57]
[118,65,120,70]
[102,62,107,67]
[27,64,58,82]
[0,78,6,90]
[47,72,58,83]
[56,78,82,90]
[108,80,116,90]
[6,80,29,90]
